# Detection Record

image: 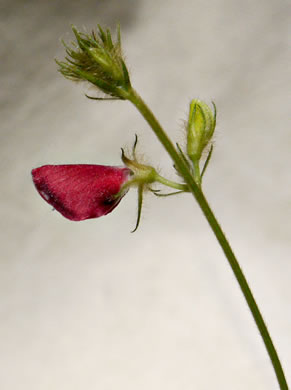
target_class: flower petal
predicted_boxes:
[32,165,131,221]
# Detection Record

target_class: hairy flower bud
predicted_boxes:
[56,25,131,99]
[186,100,216,162]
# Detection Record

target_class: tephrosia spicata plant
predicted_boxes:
[31,25,288,389]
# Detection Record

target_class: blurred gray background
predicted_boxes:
[0,0,290,389]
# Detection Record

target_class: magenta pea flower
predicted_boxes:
[31,164,131,221]
[31,138,189,229]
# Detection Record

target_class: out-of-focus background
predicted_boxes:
[1,0,290,389]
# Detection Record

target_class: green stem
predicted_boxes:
[127,87,288,390]
[192,160,201,186]
[155,174,189,191]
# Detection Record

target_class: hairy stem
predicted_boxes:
[155,174,189,191]
[127,87,288,390]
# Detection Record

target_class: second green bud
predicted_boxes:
[186,99,216,163]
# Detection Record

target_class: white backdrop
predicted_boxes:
[1,0,290,389]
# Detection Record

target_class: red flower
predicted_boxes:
[32,164,131,221]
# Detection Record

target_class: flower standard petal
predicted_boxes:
[31,164,131,221]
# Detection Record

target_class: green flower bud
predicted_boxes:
[56,24,131,100]
[186,99,216,162]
